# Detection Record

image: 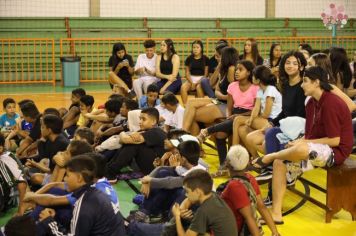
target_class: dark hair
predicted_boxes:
[299,43,313,56]
[144,39,156,48]
[187,40,206,71]
[311,53,336,85]
[215,39,228,54]
[20,102,40,119]
[42,114,63,134]
[253,65,277,86]
[74,127,95,145]
[279,50,307,86]
[0,133,4,146]
[220,47,239,79]
[269,43,282,68]
[66,155,96,184]
[85,152,106,178]
[3,98,15,108]
[68,140,93,157]
[161,92,179,106]
[243,38,261,65]
[141,107,159,124]
[105,99,121,114]
[123,98,139,111]
[80,95,94,107]
[72,88,86,98]
[167,129,188,139]
[329,47,352,88]
[178,141,200,166]
[162,39,176,59]
[112,42,126,56]
[237,60,255,83]
[5,215,36,236]
[18,99,34,108]
[147,84,159,94]
[183,169,212,195]
[304,66,333,91]
[43,108,60,117]
[109,93,124,101]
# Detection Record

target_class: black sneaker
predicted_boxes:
[127,210,149,223]
[127,89,136,99]
[263,195,272,207]
[255,169,273,183]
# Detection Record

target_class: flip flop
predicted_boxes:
[197,129,209,143]
[260,219,284,225]
[211,169,229,178]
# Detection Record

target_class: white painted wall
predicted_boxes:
[0,0,354,18]
[100,0,265,18]
[0,0,90,17]
[275,0,356,18]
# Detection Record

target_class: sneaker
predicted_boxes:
[255,169,273,182]
[127,89,136,99]
[132,194,145,206]
[127,210,149,223]
[263,195,272,207]
[108,178,118,185]
[286,177,298,186]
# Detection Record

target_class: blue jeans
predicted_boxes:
[200,77,215,98]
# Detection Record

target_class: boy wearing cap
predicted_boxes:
[221,145,280,236]
[133,140,206,222]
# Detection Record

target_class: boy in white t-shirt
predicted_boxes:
[161,93,185,132]
[133,40,158,100]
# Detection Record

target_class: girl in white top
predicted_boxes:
[232,65,282,145]
[180,40,209,105]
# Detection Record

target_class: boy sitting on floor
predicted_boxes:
[105,107,166,181]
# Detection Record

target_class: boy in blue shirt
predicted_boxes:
[0,98,19,136]
[139,84,161,109]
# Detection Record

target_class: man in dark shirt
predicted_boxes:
[106,107,167,181]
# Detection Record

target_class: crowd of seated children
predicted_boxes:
[1,38,356,236]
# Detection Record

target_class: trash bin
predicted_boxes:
[60,56,81,87]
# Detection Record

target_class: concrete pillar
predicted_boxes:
[90,0,100,17]
[266,0,275,18]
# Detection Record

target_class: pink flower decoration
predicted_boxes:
[331,9,337,17]
[321,13,326,17]
[337,5,344,12]
[323,18,329,24]
[337,13,343,20]
[330,3,335,9]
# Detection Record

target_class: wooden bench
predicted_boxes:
[288,158,356,223]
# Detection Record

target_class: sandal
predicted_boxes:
[197,128,209,143]
[251,157,270,169]
[211,169,229,178]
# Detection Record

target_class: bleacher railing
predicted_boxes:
[0,37,355,85]
[0,38,55,85]
[59,38,199,83]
